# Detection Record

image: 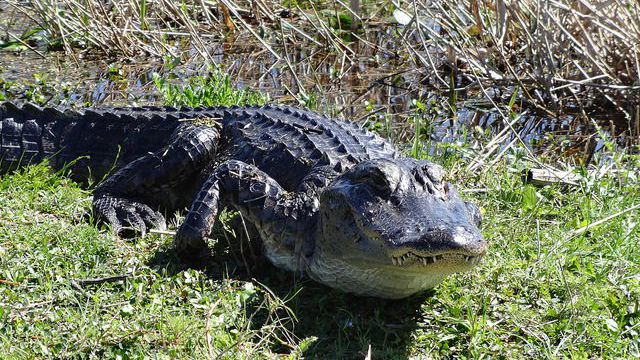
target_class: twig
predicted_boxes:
[149,228,176,236]
[279,20,307,100]
[69,279,86,295]
[15,299,56,310]
[1,30,46,58]
[521,168,581,187]
[460,188,488,194]
[0,279,19,286]
[74,274,129,287]
[568,203,640,237]
[281,20,323,47]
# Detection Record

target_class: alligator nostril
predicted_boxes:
[451,227,487,255]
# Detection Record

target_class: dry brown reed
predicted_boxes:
[5,0,640,152]
[403,1,639,117]
[394,1,639,168]
[10,1,639,96]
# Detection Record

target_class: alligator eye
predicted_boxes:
[413,162,447,196]
[346,160,401,195]
[358,173,390,192]
[351,169,391,194]
[422,163,445,184]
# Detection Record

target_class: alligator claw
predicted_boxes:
[93,195,166,238]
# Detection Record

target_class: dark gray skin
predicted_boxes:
[0,102,487,299]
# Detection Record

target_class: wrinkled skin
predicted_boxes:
[1,102,487,299]
[308,159,486,298]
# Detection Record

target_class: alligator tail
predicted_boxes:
[0,102,74,174]
[0,102,180,182]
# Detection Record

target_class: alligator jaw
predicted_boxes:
[357,222,487,270]
[360,230,486,269]
[390,251,483,268]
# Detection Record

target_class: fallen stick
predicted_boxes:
[522,168,581,187]
[149,229,176,236]
[74,274,129,287]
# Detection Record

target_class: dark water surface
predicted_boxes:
[0,21,637,164]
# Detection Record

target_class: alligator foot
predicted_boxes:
[174,227,213,268]
[174,171,221,266]
[175,160,312,271]
[93,195,166,238]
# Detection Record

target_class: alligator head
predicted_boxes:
[309,158,487,299]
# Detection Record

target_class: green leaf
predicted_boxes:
[521,185,538,211]
[0,42,28,51]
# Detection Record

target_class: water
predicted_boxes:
[0,11,637,164]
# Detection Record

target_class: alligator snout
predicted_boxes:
[393,226,487,257]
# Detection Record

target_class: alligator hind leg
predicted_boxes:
[175,160,315,268]
[93,125,220,238]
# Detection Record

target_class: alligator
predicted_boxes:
[0,101,487,299]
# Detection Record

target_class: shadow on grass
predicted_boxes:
[147,229,429,359]
[282,281,430,359]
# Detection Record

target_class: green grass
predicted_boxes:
[152,68,269,108]
[0,165,307,358]
[415,155,640,358]
[2,153,639,358]
[1,75,639,357]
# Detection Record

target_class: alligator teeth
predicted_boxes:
[418,257,436,265]
[393,254,480,266]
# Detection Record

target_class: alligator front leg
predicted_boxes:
[175,160,317,268]
[93,125,220,238]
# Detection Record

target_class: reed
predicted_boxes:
[5,0,639,155]
[10,1,639,98]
